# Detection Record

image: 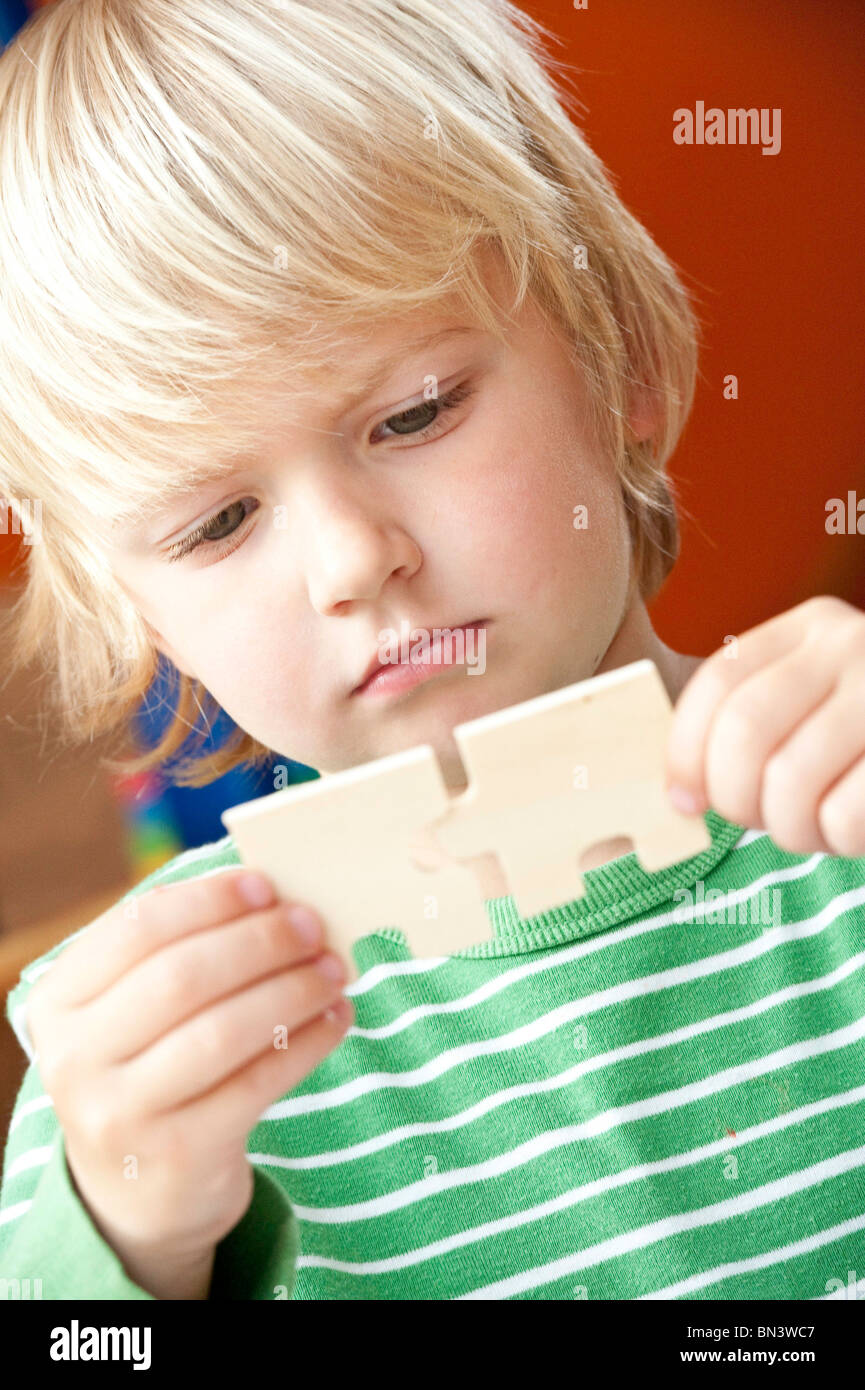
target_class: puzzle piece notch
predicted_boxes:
[406,822,511,899]
[431,659,711,919]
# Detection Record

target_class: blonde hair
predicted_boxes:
[0,0,701,787]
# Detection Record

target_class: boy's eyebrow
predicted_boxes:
[111,323,479,540]
[333,323,477,409]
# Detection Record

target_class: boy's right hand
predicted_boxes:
[25,869,353,1289]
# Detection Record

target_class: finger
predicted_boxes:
[701,645,840,829]
[34,869,279,1010]
[121,954,349,1113]
[80,901,325,1064]
[666,608,834,808]
[815,752,865,858]
[757,687,865,854]
[157,999,354,1146]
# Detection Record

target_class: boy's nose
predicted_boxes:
[303,510,423,616]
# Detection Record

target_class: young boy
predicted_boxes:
[1,0,864,1301]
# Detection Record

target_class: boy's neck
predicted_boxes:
[594,591,704,706]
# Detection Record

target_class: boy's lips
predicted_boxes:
[350,619,488,697]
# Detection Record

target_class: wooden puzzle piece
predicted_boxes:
[221,659,711,981]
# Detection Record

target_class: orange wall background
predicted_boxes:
[5,0,865,659]
[527,0,865,651]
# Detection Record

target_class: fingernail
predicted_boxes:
[316,952,346,982]
[669,785,701,815]
[286,905,322,946]
[238,872,274,908]
[324,998,353,1028]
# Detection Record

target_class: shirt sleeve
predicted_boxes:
[0,1059,156,1299]
[0,1052,300,1300]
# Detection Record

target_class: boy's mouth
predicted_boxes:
[351,619,489,699]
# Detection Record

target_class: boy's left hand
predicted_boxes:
[665,595,865,857]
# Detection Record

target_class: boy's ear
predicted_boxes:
[626,384,661,444]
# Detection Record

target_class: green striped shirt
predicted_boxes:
[2,808,865,1299]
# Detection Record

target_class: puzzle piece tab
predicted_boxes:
[221,659,711,980]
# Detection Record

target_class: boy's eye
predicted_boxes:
[166,380,475,563]
[166,497,259,563]
[371,380,474,442]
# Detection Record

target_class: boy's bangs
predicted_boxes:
[0,0,564,534]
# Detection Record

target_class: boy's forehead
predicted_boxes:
[295,319,481,406]
[285,243,514,397]
[209,313,485,440]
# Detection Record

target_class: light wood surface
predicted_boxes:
[223,659,711,982]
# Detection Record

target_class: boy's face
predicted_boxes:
[105,249,639,790]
